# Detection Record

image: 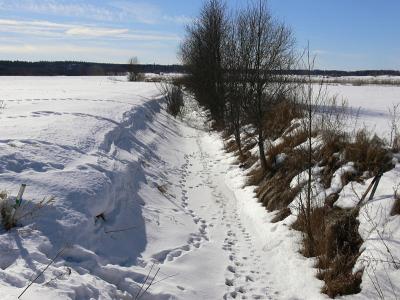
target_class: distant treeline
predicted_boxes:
[290,69,400,77]
[0,61,185,76]
[0,60,398,77]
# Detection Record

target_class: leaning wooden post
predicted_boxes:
[356,170,383,208]
[16,184,27,207]
[368,171,383,201]
[11,184,27,224]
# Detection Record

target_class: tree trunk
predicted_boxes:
[234,127,242,156]
[306,71,315,256]
[258,130,268,172]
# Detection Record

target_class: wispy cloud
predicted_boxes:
[0,1,185,63]
[0,0,117,22]
[0,43,133,55]
[65,27,129,37]
[0,0,192,26]
[110,1,162,25]
[0,18,180,41]
[162,15,194,25]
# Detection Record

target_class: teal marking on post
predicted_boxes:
[15,184,26,207]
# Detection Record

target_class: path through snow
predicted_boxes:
[142,101,324,299]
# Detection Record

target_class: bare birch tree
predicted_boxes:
[238,0,296,172]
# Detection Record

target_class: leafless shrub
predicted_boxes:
[237,0,296,173]
[391,184,400,216]
[127,57,144,82]
[388,103,400,152]
[0,190,55,231]
[157,81,184,117]
[180,0,228,125]
[295,44,328,257]
[290,45,367,297]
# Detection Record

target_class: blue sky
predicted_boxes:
[0,0,399,70]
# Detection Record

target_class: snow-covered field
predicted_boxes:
[325,83,400,140]
[0,77,399,299]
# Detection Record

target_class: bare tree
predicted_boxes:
[238,0,296,172]
[297,44,348,256]
[388,103,400,151]
[128,56,142,82]
[224,17,245,155]
[299,44,321,255]
[180,0,228,125]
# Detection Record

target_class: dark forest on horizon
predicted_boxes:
[0,60,399,77]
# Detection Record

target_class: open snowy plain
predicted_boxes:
[325,82,400,140]
[0,77,399,299]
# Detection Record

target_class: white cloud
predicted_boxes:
[0,0,116,22]
[162,15,194,25]
[110,1,162,25]
[0,0,191,26]
[0,44,130,55]
[0,44,37,54]
[0,18,180,41]
[66,27,129,37]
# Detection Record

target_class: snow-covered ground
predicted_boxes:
[0,77,325,299]
[0,77,399,299]
[324,83,400,140]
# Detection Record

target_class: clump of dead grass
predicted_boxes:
[391,186,400,216]
[0,190,55,231]
[293,206,363,298]
[344,130,392,176]
[263,97,304,140]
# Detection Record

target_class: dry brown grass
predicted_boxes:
[225,139,238,153]
[220,98,384,298]
[271,208,291,223]
[157,184,168,195]
[247,167,266,186]
[263,98,304,139]
[292,207,327,257]
[317,129,392,194]
[321,257,363,298]
[345,130,392,176]
[392,136,400,153]
[238,151,258,169]
[223,130,259,172]
[288,128,393,298]
[258,175,301,211]
[249,131,310,211]
[319,133,348,188]
[293,207,363,298]
[391,189,400,216]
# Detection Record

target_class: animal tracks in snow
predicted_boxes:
[145,128,280,299]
